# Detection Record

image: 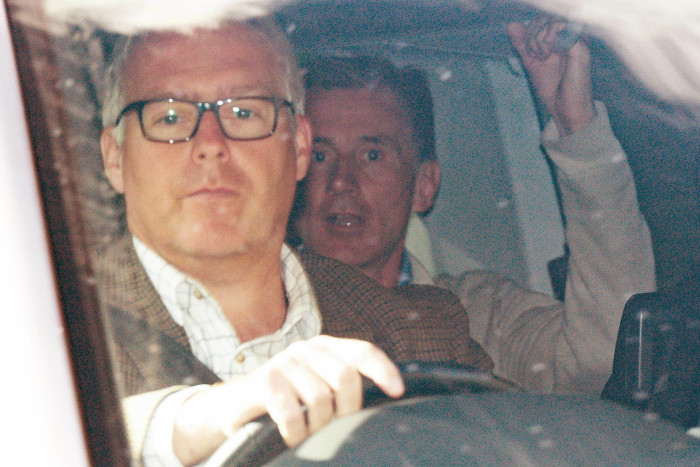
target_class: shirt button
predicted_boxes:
[193,288,204,300]
[235,353,246,363]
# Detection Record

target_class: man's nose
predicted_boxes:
[328,155,359,192]
[191,110,230,162]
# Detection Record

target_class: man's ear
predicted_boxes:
[412,160,441,214]
[294,115,312,182]
[100,127,125,194]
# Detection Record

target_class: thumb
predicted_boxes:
[506,22,529,56]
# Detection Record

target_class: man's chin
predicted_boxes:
[174,230,253,258]
[314,244,371,267]
[175,243,249,260]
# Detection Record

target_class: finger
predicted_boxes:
[281,339,363,418]
[280,355,337,433]
[507,22,547,63]
[263,368,309,447]
[525,15,550,38]
[352,342,405,398]
[520,17,572,60]
[532,20,552,58]
[311,336,405,398]
[506,22,529,57]
[566,39,592,70]
[543,20,569,55]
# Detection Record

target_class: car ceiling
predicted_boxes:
[276,0,531,54]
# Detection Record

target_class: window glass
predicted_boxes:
[6,0,698,464]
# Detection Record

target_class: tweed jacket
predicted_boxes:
[98,235,492,397]
[96,234,493,456]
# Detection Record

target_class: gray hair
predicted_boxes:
[100,17,305,144]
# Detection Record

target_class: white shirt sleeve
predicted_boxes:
[141,385,210,467]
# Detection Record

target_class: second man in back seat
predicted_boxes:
[290,20,656,394]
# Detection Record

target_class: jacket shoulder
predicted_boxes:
[296,250,493,371]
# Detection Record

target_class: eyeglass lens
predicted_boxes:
[141,98,279,142]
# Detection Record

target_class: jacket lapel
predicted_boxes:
[99,235,218,390]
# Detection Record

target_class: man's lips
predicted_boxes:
[187,187,240,199]
[326,213,364,228]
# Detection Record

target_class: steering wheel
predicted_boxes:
[207,362,514,467]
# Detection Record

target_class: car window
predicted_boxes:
[5,3,130,465]
[5,0,698,464]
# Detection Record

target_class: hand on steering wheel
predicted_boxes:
[208,361,514,467]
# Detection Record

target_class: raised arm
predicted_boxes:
[506,20,656,393]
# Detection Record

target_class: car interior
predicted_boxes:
[4,0,699,465]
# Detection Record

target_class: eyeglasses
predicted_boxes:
[114,96,295,143]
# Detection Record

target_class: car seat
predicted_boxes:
[601,265,699,429]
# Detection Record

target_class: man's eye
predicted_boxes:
[157,111,181,125]
[232,107,253,119]
[364,149,381,161]
[312,151,327,162]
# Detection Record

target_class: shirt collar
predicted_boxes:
[133,236,322,333]
[280,244,321,332]
[398,249,414,286]
[297,243,414,287]
[133,235,189,326]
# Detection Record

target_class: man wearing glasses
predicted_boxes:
[98,19,491,466]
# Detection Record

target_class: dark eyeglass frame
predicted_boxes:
[114,96,296,143]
